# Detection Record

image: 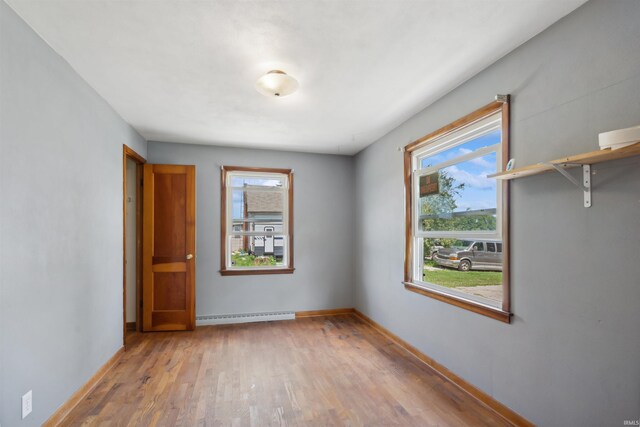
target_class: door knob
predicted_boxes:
[186,254,194,260]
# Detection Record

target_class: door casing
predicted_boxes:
[123,145,146,347]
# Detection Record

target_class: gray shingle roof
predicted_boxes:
[245,188,283,213]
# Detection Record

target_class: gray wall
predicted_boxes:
[0,2,147,425]
[353,0,640,425]
[147,142,355,317]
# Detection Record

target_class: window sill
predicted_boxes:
[403,281,511,323]
[220,267,295,276]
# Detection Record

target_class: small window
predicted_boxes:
[220,166,294,275]
[472,242,485,251]
[403,97,511,322]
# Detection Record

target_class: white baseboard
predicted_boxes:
[196,311,295,326]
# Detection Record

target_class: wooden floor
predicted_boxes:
[63,315,510,426]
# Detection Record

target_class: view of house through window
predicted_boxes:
[221,167,294,274]
[410,110,506,309]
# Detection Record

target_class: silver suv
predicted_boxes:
[433,240,503,272]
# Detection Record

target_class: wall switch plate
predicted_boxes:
[22,390,32,419]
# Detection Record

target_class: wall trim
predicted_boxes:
[43,346,125,426]
[295,308,355,318]
[352,310,533,427]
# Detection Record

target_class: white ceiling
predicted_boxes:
[7,0,587,155]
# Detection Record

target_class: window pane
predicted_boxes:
[419,152,497,232]
[424,238,503,305]
[231,188,284,230]
[420,129,500,169]
[472,242,484,251]
[486,242,496,252]
[229,235,286,267]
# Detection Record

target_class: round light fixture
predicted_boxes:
[255,70,299,97]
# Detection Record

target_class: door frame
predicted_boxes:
[123,145,146,346]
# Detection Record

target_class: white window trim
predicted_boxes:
[413,114,501,161]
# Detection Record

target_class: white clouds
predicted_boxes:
[470,156,495,168]
[446,165,496,190]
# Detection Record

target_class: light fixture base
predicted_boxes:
[256,70,299,98]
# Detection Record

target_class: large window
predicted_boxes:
[403,98,511,322]
[220,166,294,275]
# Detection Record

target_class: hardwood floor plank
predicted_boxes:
[60,315,512,426]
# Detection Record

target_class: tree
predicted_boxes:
[421,171,461,256]
[420,171,463,218]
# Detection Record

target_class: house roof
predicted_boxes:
[246,188,283,214]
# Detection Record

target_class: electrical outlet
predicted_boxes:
[22,390,32,419]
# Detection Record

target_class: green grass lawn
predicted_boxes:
[423,260,502,288]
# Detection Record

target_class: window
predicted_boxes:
[403,97,511,322]
[220,166,294,275]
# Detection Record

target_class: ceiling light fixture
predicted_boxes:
[255,70,299,97]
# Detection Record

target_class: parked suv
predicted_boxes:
[433,240,502,271]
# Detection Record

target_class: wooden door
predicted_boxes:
[143,164,196,331]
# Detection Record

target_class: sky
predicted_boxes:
[420,130,500,212]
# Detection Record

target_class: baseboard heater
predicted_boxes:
[196,311,295,326]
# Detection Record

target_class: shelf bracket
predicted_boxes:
[543,163,591,207]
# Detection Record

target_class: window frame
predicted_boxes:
[403,97,511,323]
[220,166,294,276]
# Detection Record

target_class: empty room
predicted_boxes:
[1,0,639,425]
